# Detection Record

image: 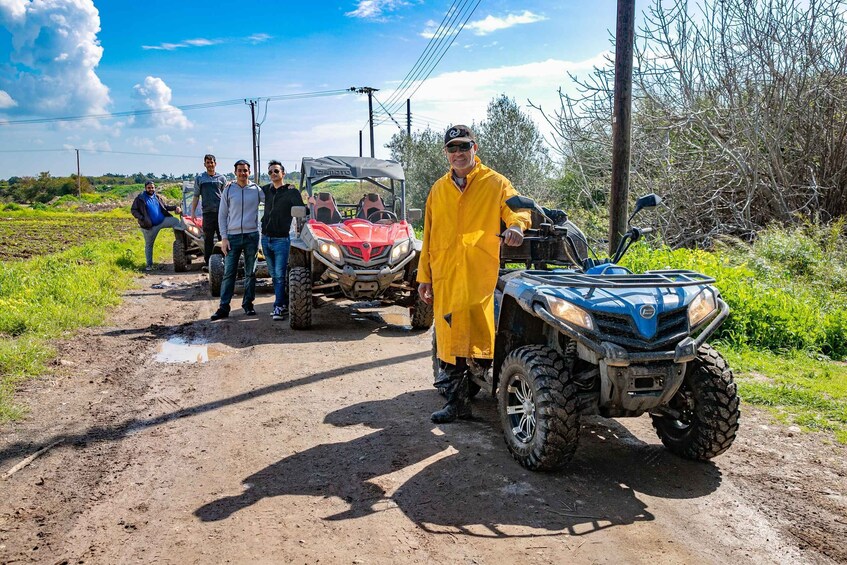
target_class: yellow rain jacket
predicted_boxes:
[418,157,531,364]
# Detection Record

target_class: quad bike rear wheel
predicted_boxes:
[208,254,224,297]
[289,266,312,329]
[498,345,580,471]
[173,235,189,272]
[651,344,740,460]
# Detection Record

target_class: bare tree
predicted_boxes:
[547,0,847,246]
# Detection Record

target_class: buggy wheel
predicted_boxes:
[410,291,434,330]
[289,266,312,329]
[651,344,740,460]
[498,345,580,471]
[208,254,224,297]
[431,329,480,398]
[173,235,189,272]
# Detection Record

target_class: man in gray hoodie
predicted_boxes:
[212,159,265,320]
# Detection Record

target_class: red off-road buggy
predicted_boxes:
[288,156,432,330]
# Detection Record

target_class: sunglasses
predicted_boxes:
[446,141,473,153]
[269,169,283,174]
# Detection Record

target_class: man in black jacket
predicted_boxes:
[130,181,183,271]
[261,160,304,320]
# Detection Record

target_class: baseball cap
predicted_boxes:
[444,124,475,146]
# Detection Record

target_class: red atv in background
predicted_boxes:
[288,156,432,330]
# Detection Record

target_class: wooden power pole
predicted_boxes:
[609,0,636,255]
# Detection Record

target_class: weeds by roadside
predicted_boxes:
[0,211,160,420]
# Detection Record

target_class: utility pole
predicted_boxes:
[406,99,411,136]
[359,131,363,157]
[609,0,636,255]
[248,99,259,180]
[75,148,81,196]
[355,87,378,157]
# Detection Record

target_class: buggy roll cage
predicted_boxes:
[299,156,411,221]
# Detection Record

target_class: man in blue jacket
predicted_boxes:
[130,180,183,272]
[212,160,264,320]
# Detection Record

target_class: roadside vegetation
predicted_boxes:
[0,207,168,420]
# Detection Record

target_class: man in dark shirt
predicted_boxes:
[190,154,228,272]
[261,160,305,320]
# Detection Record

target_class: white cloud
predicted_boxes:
[156,134,172,144]
[131,76,192,130]
[466,11,547,36]
[346,0,407,19]
[0,90,17,109]
[421,10,547,39]
[142,37,221,51]
[0,0,110,116]
[247,33,271,44]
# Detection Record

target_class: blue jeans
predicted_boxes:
[220,232,259,309]
[262,235,291,308]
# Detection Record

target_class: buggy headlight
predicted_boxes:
[186,224,201,237]
[390,239,411,262]
[547,296,594,330]
[318,241,343,263]
[688,288,717,328]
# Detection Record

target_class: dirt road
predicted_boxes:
[1,268,845,564]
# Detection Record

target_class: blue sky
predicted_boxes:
[0,1,619,178]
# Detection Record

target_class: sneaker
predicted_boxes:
[272,306,287,321]
[201,265,209,273]
[144,265,155,272]
[243,304,257,316]
[211,307,230,321]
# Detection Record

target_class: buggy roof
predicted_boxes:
[300,156,405,182]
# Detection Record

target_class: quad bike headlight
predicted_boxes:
[688,288,717,328]
[186,224,201,237]
[318,240,343,263]
[546,296,595,330]
[390,239,411,262]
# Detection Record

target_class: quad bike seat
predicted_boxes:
[310,192,342,224]
[356,193,386,220]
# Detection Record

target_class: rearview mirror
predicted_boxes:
[505,195,536,212]
[291,206,307,218]
[406,208,422,222]
[633,193,662,215]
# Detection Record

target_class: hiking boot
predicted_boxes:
[431,374,472,423]
[243,304,257,316]
[211,307,230,321]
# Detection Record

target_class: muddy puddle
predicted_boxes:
[154,336,226,364]
[349,303,412,328]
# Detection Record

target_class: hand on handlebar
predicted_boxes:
[501,225,524,247]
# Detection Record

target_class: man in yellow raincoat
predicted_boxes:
[417,125,532,423]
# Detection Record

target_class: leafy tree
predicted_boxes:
[386,127,447,210]
[476,95,555,204]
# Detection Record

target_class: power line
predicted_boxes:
[0,88,355,126]
[378,0,482,119]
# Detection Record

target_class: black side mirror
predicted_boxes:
[633,193,662,215]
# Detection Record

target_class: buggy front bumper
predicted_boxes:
[313,251,416,298]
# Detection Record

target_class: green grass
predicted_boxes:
[722,346,847,443]
[0,211,162,420]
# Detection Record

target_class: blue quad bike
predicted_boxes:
[435,193,740,471]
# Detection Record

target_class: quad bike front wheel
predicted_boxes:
[651,344,740,460]
[173,235,189,272]
[208,254,224,297]
[289,266,312,329]
[498,345,580,471]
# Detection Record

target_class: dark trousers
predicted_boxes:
[202,211,221,266]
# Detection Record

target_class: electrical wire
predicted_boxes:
[0,88,354,126]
